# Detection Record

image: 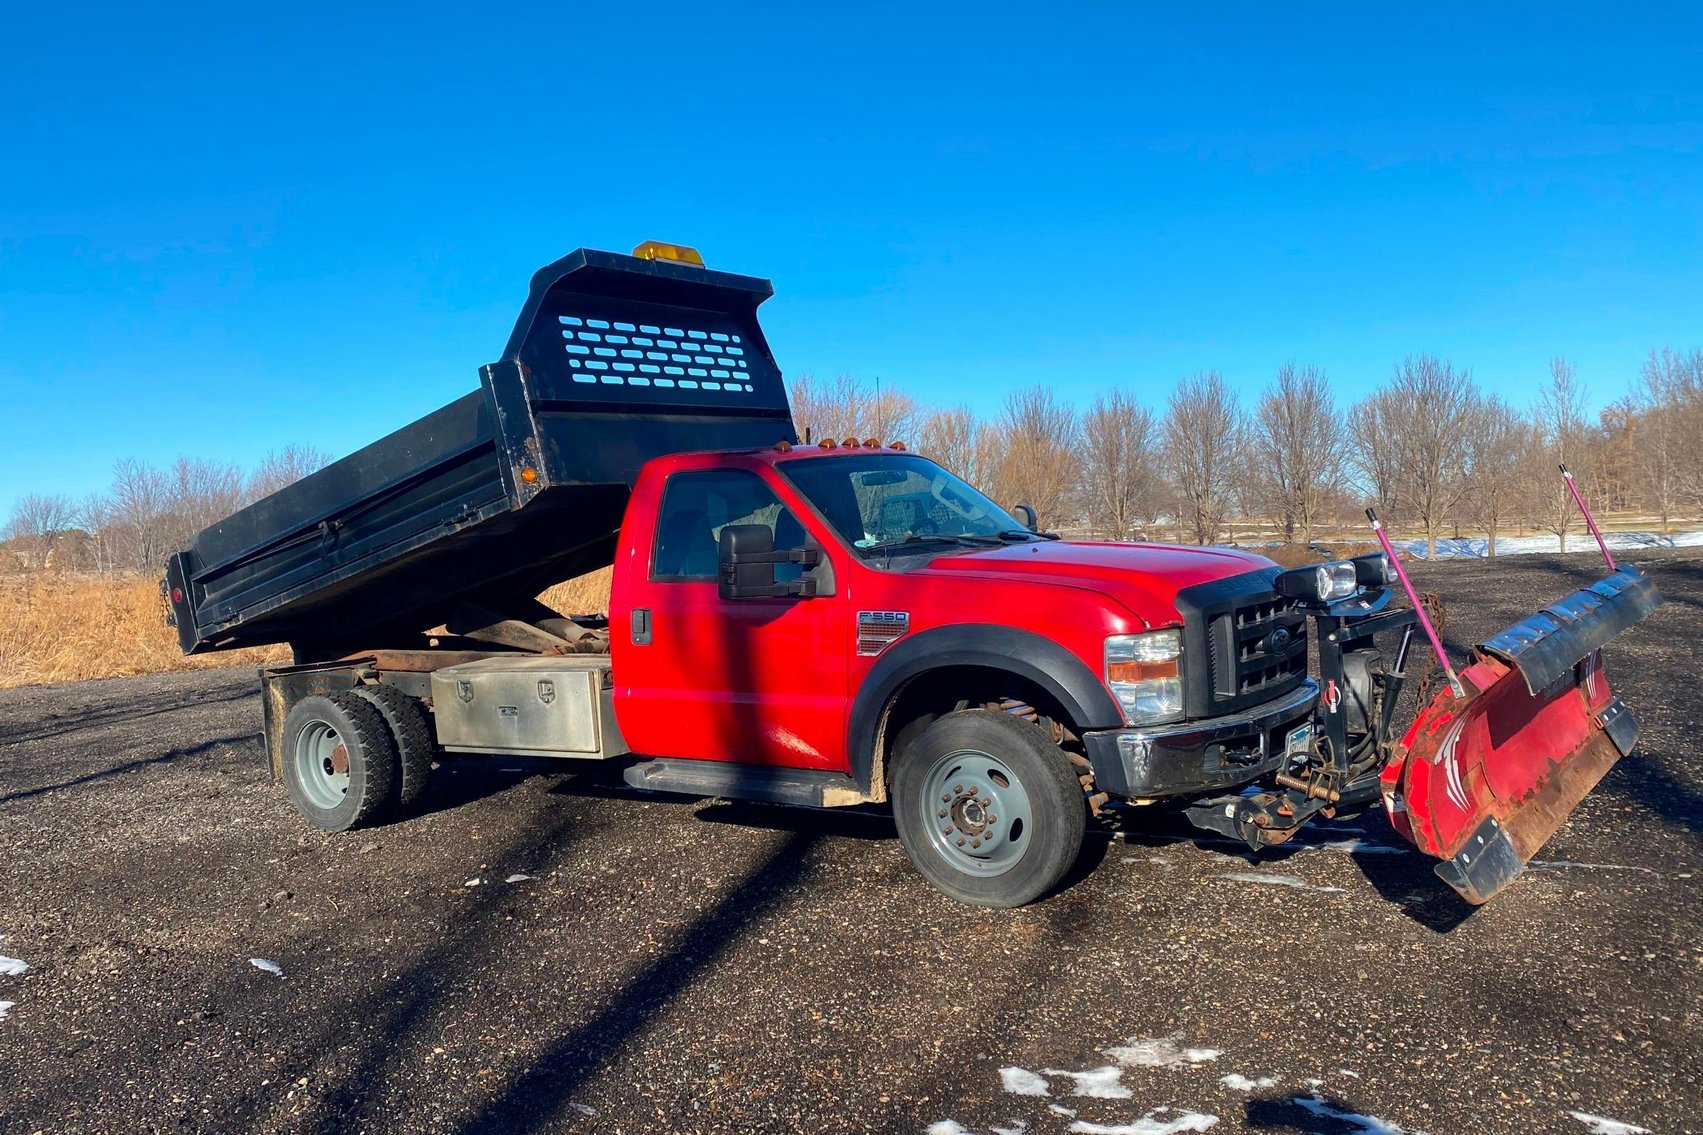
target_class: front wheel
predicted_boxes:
[890,709,1086,907]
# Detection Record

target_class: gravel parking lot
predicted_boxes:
[1,551,1699,1135]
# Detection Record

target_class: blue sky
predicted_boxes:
[3,3,1700,516]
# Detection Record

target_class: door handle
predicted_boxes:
[631,608,653,645]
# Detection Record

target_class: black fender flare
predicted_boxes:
[847,624,1124,795]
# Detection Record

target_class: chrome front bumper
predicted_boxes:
[1081,679,1319,799]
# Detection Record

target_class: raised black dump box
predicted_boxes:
[166,247,796,661]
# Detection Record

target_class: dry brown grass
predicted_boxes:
[0,573,289,691]
[0,568,618,692]
[539,567,613,615]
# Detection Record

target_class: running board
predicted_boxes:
[622,758,871,808]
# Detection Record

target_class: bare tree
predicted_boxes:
[3,493,77,569]
[1081,389,1160,540]
[1636,347,1703,532]
[165,456,245,552]
[1251,364,1346,544]
[1460,396,1527,556]
[788,371,917,446]
[1163,372,1243,545]
[917,406,995,486]
[1530,357,1588,551]
[1360,355,1477,557]
[1349,387,1406,519]
[991,386,1079,528]
[249,444,334,500]
[108,458,172,571]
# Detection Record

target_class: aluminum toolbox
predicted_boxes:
[430,656,628,759]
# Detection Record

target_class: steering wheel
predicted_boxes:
[931,476,988,521]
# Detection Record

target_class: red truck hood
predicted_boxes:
[914,540,1277,627]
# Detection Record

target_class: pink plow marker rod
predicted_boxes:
[1559,464,1616,572]
[1365,508,1465,698]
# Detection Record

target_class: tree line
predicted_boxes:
[2,446,332,572]
[5,346,1701,572]
[791,347,1703,556]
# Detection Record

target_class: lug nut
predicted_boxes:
[955,838,966,847]
[937,809,948,818]
[952,784,963,793]
[986,814,996,824]
[942,794,951,803]
[968,785,980,795]
[971,839,982,848]
[943,825,954,834]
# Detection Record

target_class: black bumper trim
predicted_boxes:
[1082,679,1319,799]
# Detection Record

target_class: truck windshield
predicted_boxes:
[778,453,1035,559]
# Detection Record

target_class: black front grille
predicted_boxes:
[1175,567,1310,718]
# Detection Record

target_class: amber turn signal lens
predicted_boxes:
[1105,658,1179,685]
[519,467,539,484]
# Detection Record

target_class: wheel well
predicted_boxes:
[874,665,1080,797]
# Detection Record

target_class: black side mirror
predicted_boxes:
[718,524,820,600]
[1014,503,1039,533]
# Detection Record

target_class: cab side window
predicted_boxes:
[652,470,808,582]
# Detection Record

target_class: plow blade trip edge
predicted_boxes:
[1386,566,1661,905]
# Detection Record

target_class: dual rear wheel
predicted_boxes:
[281,686,436,832]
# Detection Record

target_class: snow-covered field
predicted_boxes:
[1395,529,1703,560]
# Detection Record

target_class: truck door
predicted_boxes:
[618,467,848,771]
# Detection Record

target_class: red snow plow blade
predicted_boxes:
[1381,566,1661,904]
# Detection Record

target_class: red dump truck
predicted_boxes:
[165,242,1661,907]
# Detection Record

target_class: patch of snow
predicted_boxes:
[1220,872,1344,893]
[1293,1094,1407,1134]
[0,1001,13,1022]
[1068,1108,1220,1134]
[1339,1069,1360,1078]
[991,1123,1027,1135]
[1049,1105,1078,1117]
[248,958,284,978]
[0,956,28,977]
[1399,529,1703,560]
[1000,1067,1051,1096]
[1316,839,1407,856]
[1106,1036,1220,1068]
[926,1122,972,1135]
[568,1102,597,1117]
[1568,1113,1650,1135]
[1220,1073,1277,1091]
[464,877,483,887]
[1042,1066,1131,1099]
[505,873,534,883]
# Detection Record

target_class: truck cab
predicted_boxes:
[165,242,1659,909]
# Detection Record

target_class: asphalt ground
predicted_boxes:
[1,550,1699,1135]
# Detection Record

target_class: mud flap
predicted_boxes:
[1383,566,1660,905]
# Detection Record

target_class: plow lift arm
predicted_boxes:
[1188,475,1661,906]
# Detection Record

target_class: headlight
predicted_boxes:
[1105,629,1183,725]
[1274,561,1359,605]
[1351,551,1396,588]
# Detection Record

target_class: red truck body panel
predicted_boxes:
[610,445,1276,774]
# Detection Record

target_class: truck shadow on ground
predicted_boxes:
[0,682,253,746]
[1104,806,1476,933]
[0,731,256,807]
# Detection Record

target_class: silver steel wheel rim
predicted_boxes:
[294,719,350,810]
[920,747,1034,878]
